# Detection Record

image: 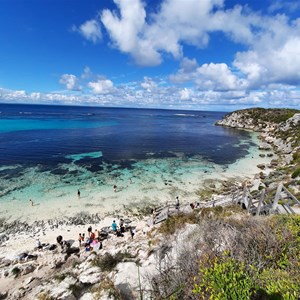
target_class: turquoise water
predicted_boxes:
[0,104,262,221]
[0,119,118,133]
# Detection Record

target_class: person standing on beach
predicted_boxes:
[113,185,117,193]
[29,199,33,206]
[112,220,117,233]
[130,227,135,239]
[119,219,125,233]
[78,233,82,247]
[175,196,180,210]
[77,189,80,199]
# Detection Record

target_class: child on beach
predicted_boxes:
[112,220,117,233]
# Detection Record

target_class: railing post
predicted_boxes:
[272,182,283,212]
[242,185,248,209]
[256,189,265,216]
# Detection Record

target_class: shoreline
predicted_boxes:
[0,131,277,262]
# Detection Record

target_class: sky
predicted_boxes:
[0,0,300,111]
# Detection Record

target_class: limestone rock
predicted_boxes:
[21,264,35,275]
[78,266,102,285]
[259,143,272,150]
[257,164,266,170]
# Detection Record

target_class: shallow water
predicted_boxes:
[0,104,267,222]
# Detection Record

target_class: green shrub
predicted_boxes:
[193,255,254,299]
[291,167,300,178]
[257,268,300,300]
[11,267,20,277]
[92,251,135,272]
[292,151,300,162]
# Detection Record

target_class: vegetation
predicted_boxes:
[91,279,122,299]
[149,212,300,299]
[91,251,136,272]
[36,293,55,300]
[291,167,300,179]
[11,266,20,277]
[228,108,300,125]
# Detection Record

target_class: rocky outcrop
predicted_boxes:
[216,108,300,184]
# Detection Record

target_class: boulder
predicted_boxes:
[257,164,266,170]
[259,143,272,151]
[78,267,102,284]
[21,264,35,275]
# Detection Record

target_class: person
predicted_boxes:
[56,235,63,247]
[78,233,82,247]
[87,226,92,237]
[77,189,80,199]
[130,227,135,239]
[113,185,117,193]
[175,196,180,210]
[90,231,95,240]
[190,202,195,209]
[111,220,117,233]
[29,199,33,206]
[35,239,42,249]
[119,219,125,233]
[116,229,124,237]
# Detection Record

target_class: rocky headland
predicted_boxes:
[216,108,300,194]
[0,108,300,300]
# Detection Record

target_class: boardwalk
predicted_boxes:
[151,182,300,224]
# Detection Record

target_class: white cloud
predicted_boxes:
[101,0,161,65]
[59,74,81,91]
[195,63,246,91]
[140,77,157,92]
[88,79,114,94]
[73,19,102,43]
[179,88,192,100]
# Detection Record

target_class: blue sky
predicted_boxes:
[0,0,300,111]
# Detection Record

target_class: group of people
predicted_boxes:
[78,226,103,252]
[111,219,135,239]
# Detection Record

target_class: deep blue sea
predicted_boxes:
[0,103,259,221]
[0,104,253,167]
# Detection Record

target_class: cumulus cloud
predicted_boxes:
[59,74,81,91]
[88,79,114,94]
[179,88,192,100]
[195,63,246,91]
[73,19,102,43]
[100,0,227,65]
[141,77,157,92]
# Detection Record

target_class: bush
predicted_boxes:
[92,251,135,272]
[11,267,20,277]
[148,214,300,299]
[257,268,300,299]
[158,212,200,236]
[193,255,253,299]
[91,279,122,299]
[291,167,300,178]
[36,293,55,300]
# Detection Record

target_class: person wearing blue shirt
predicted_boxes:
[112,220,117,232]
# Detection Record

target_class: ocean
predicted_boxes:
[0,104,261,222]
